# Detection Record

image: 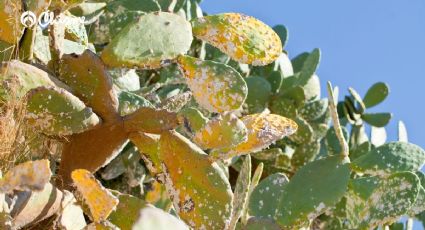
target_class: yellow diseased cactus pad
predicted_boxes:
[71,169,119,222]
[159,131,233,229]
[191,13,282,66]
[0,160,51,193]
[193,113,248,150]
[212,113,298,160]
[177,55,248,113]
[0,0,24,44]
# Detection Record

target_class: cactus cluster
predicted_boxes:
[0,0,424,229]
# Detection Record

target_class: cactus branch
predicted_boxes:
[327,81,349,159]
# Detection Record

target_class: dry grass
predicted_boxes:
[0,88,28,172]
[0,84,62,174]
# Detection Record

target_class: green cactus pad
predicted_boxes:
[118,91,153,116]
[245,76,272,113]
[101,12,193,69]
[252,148,282,161]
[351,142,425,176]
[229,155,252,230]
[291,52,309,73]
[240,163,264,224]
[288,117,313,144]
[110,69,140,92]
[191,13,282,66]
[59,50,120,121]
[33,30,91,65]
[348,87,366,113]
[62,14,89,46]
[244,217,281,230]
[177,55,248,112]
[178,107,209,134]
[108,193,147,229]
[193,113,248,150]
[273,25,288,48]
[0,61,58,100]
[107,0,161,12]
[361,112,392,127]
[25,87,100,136]
[129,132,161,175]
[325,126,349,155]
[299,99,328,122]
[269,97,298,119]
[298,48,321,86]
[275,155,350,227]
[358,172,420,229]
[124,107,179,134]
[249,173,288,219]
[349,176,380,201]
[159,131,233,230]
[266,71,284,93]
[409,172,425,215]
[291,140,321,168]
[363,82,389,108]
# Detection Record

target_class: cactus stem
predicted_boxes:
[327,82,350,160]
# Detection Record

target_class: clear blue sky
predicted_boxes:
[201,0,425,150]
[202,1,425,228]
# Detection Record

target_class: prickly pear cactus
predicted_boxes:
[0,0,424,229]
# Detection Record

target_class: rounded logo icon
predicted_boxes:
[38,11,54,28]
[20,11,37,28]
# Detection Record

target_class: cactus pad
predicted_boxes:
[245,76,272,113]
[25,87,100,136]
[358,172,420,229]
[191,13,282,66]
[123,107,179,134]
[363,82,389,108]
[193,113,248,150]
[0,160,51,193]
[229,155,252,229]
[159,131,233,229]
[249,173,288,219]
[0,0,24,44]
[101,12,193,69]
[0,61,58,99]
[59,50,120,121]
[276,155,350,227]
[216,113,297,159]
[177,55,248,112]
[351,142,425,176]
[71,169,119,222]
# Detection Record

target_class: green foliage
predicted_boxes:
[0,1,424,229]
[101,12,193,69]
[351,142,425,175]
